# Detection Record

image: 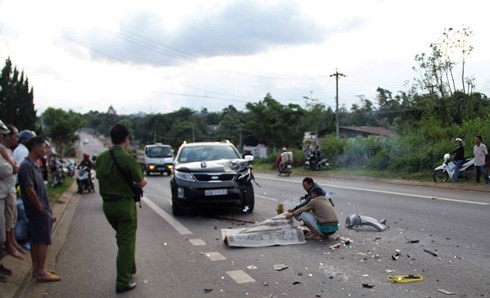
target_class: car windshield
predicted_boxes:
[178,145,240,163]
[146,146,172,158]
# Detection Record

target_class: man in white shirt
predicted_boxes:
[474,135,489,184]
[13,130,36,166]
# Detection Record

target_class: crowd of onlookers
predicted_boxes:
[0,119,61,283]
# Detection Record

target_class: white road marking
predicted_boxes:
[205,252,227,261]
[189,238,206,246]
[226,270,256,284]
[142,196,193,235]
[255,175,489,206]
[255,194,278,202]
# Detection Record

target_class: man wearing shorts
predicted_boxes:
[18,136,61,282]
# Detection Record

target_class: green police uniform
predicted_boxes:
[96,145,144,288]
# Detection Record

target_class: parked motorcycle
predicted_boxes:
[304,153,329,170]
[64,159,76,177]
[51,160,66,187]
[432,153,476,182]
[76,165,95,194]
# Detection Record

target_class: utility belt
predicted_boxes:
[102,196,132,203]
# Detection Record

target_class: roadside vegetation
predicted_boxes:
[1,26,488,182]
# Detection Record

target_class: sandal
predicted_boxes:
[305,234,322,240]
[37,272,61,283]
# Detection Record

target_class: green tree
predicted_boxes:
[0,57,37,130]
[42,108,84,157]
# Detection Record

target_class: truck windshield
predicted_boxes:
[146,146,172,158]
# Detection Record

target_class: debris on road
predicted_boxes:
[423,248,439,257]
[293,281,302,285]
[204,288,213,293]
[437,289,455,295]
[274,264,288,271]
[362,283,375,288]
[388,274,424,283]
[246,265,257,270]
[214,216,256,224]
[345,214,388,231]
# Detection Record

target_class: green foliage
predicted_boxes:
[0,57,37,130]
[42,108,85,158]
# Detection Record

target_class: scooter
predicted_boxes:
[278,161,292,176]
[76,165,95,193]
[51,161,66,187]
[304,153,329,170]
[432,153,476,182]
[64,159,76,177]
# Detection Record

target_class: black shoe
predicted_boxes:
[0,264,12,276]
[116,281,137,294]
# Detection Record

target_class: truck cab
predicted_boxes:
[143,143,174,176]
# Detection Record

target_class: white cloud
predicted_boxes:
[0,0,489,115]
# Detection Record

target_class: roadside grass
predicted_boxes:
[47,176,74,203]
[252,160,434,182]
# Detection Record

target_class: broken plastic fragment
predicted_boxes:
[423,248,438,257]
[345,214,388,231]
[204,288,213,293]
[362,283,375,288]
[388,274,424,283]
[274,264,288,271]
[437,289,455,295]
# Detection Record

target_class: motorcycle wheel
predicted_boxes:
[432,169,449,182]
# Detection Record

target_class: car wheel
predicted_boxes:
[241,183,254,213]
[172,201,184,216]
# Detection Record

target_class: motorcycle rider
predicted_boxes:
[78,153,95,189]
[450,138,465,182]
[276,147,287,171]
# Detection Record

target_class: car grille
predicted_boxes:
[193,173,235,182]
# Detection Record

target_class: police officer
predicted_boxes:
[96,124,147,294]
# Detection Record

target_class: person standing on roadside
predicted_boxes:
[13,130,36,167]
[474,135,489,184]
[0,120,13,282]
[450,138,465,182]
[96,124,147,294]
[0,124,27,260]
[18,136,61,282]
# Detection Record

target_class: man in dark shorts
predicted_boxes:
[96,124,146,294]
[18,136,61,282]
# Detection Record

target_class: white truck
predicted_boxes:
[139,143,174,176]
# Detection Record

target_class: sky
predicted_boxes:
[1,0,490,115]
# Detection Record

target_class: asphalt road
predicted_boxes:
[23,134,490,297]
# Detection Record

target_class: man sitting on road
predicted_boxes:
[288,177,325,213]
[286,187,339,240]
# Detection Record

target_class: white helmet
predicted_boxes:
[455,138,462,143]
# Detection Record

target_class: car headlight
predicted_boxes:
[237,169,251,182]
[175,171,195,182]
[149,165,156,170]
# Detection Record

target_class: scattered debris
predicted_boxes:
[246,265,257,270]
[204,288,213,293]
[437,289,455,295]
[388,274,424,283]
[345,214,388,231]
[362,283,375,288]
[274,264,288,271]
[405,237,420,243]
[215,216,256,224]
[292,281,302,285]
[423,248,439,257]
[263,282,269,286]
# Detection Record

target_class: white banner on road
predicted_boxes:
[221,215,306,247]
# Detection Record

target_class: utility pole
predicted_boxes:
[330,69,346,138]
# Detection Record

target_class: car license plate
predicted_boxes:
[205,189,228,196]
[157,167,166,171]
[287,165,292,168]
